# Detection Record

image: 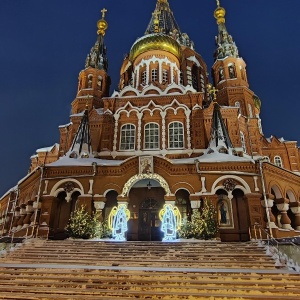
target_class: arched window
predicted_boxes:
[248,104,253,118]
[120,124,135,150]
[228,63,236,79]
[218,67,224,82]
[141,70,147,85]
[87,74,93,88]
[240,131,246,153]
[274,156,283,168]
[151,69,158,82]
[235,101,241,113]
[192,66,198,90]
[162,69,168,83]
[144,123,159,149]
[169,122,184,149]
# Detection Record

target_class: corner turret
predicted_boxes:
[72,8,111,114]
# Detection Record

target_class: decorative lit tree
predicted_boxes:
[201,199,219,239]
[178,199,218,240]
[66,205,111,239]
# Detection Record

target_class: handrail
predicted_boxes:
[251,223,300,272]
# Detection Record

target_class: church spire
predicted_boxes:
[206,102,236,156]
[145,0,194,48]
[214,0,239,60]
[85,8,109,71]
[68,105,93,158]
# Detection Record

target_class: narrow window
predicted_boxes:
[274,156,283,168]
[141,71,147,85]
[120,124,135,150]
[162,69,168,83]
[144,123,159,149]
[169,122,184,149]
[240,131,246,153]
[228,64,236,79]
[151,69,158,82]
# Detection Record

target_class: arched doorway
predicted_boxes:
[138,198,163,241]
[127,179,165,241]
[52,191,79,239]
[216,189,250,242]
[232,189,250,241]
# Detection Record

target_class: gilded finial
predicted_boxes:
[97,8,108,36]
[207,83,218,101]
[214,0,226,25]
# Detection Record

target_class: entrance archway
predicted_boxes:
[127,180,165,241]
[52,191,79,239]
[216,189,250,242]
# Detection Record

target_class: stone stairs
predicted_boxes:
[0,239,299,299]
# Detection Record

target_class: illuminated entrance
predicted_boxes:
[138,197,164,241]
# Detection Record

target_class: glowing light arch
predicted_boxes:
[121,173,171,197]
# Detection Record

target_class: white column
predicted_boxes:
[160,111,166,150]
[137,112,143,151]
[185,110,191,150]
[113,114,120,151]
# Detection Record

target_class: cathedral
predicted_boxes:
[1,0,300,242]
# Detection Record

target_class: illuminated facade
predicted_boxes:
[1,0,300,242]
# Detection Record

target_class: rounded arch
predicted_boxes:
[270,184,283,199]
[102,184,122,196]
[286,189,297,202]
[50,179,84,197]
[173,182,195,195]
[211,175,251,194]
[121,173,171,197]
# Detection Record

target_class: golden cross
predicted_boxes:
[216,0,220,7]
[101,8,107,19]
[207,83,218,101]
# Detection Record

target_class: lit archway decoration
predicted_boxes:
[120,173,171,197]
[108,204,130,241]
[159,204,181,241]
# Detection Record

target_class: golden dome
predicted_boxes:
[129,33,181,61]
[97,8,108,36]
[97,19,108,36]
[214,6,226,24]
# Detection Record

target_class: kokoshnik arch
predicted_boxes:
[1,0,300,241]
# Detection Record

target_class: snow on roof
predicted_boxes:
[0,185,18,201]
[36,143,59,153]
[58,122,72,128]
[47,156,124,167]
[171,152,254,164]
[70,112,84,117]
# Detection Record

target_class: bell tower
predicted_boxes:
[71,8,111,114]
[211,1,258,119]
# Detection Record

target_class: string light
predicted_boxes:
[159,204,181,241]
[108,204,130,241]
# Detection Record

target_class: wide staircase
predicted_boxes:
[0,239,299,299]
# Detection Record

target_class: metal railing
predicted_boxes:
[250,223,300,272]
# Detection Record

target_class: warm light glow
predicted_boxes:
[108,204,130,241]
[159,204,181,241]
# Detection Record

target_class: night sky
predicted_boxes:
[0,0,299,195]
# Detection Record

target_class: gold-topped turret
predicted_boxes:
[97,8,108,36]
[214,0,226,24]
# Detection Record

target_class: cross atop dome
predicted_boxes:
[144,0,194,49]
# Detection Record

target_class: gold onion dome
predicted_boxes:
[214,1,226,24]
[97,8,108,36]
[129,33,182,61]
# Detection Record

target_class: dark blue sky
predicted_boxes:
[0,0,299,195]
